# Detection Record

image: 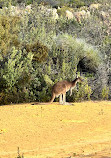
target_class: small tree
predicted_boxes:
[0,47,33,104]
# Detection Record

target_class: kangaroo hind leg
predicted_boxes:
[63,93,66,105]
[63,93,71,105]
[59,94,63,104]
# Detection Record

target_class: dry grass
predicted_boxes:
[0,101,111,158]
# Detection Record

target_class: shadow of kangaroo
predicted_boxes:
[50,77,83,105]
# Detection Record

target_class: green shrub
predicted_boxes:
[43,74,54,85]
[1,47,33,90]
[57,6,73,17]
[0,0,10,7]
[0,0,110,103]
[68,78,92,102]
[68,0,85,8]
[33,34,100,102]
[0,15,20,57]
[25,41,48,62]
[19,4,55,49]
[101,86,109,100]
[54,34,101,72]
[0,47,33,104]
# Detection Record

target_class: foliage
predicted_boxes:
[0,0,111,104]
[57,6,73,17]
[0,0,10,7]
[68,78,92,102]
[0,15,20,57]
[36,0,69,7]
[19,4,55,49]
[68,0,85,8]
[0,47,33,104]
[32,33,100,102]
[0,0,33,7]
[101,86,109,100]
[16,0,33,5]
[1,47,33,90]
[25,41,49,62]
[54,34,101,72]
[43,74,54,85]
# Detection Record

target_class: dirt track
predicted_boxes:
[0,101,111,158]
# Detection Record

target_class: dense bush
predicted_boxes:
[101,86,109,100]
[0,47,33,104]
[0,0,9,8]
[0,15,20,57]
[0,0,33,7]
[25,41,49,62]
[57,6,73,17]
[54,34,101,71]
[68,0,85,8]
[68,78,92,102]
[32,33,101,102]
[19,3,55,49]
[0,0,110,105]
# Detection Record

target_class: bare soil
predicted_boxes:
[0,101,111,158]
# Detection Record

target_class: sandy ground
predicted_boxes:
[0,101,111,158]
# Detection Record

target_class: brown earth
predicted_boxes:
[0,101,111,158]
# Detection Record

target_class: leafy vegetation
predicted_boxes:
[0,15,20,57]
[24,42,48,62]
[0,0,110,104]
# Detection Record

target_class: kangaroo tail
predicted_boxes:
[49,92,55,103]
[31,93,55,105]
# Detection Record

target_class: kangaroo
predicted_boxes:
[50,77,83,105]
